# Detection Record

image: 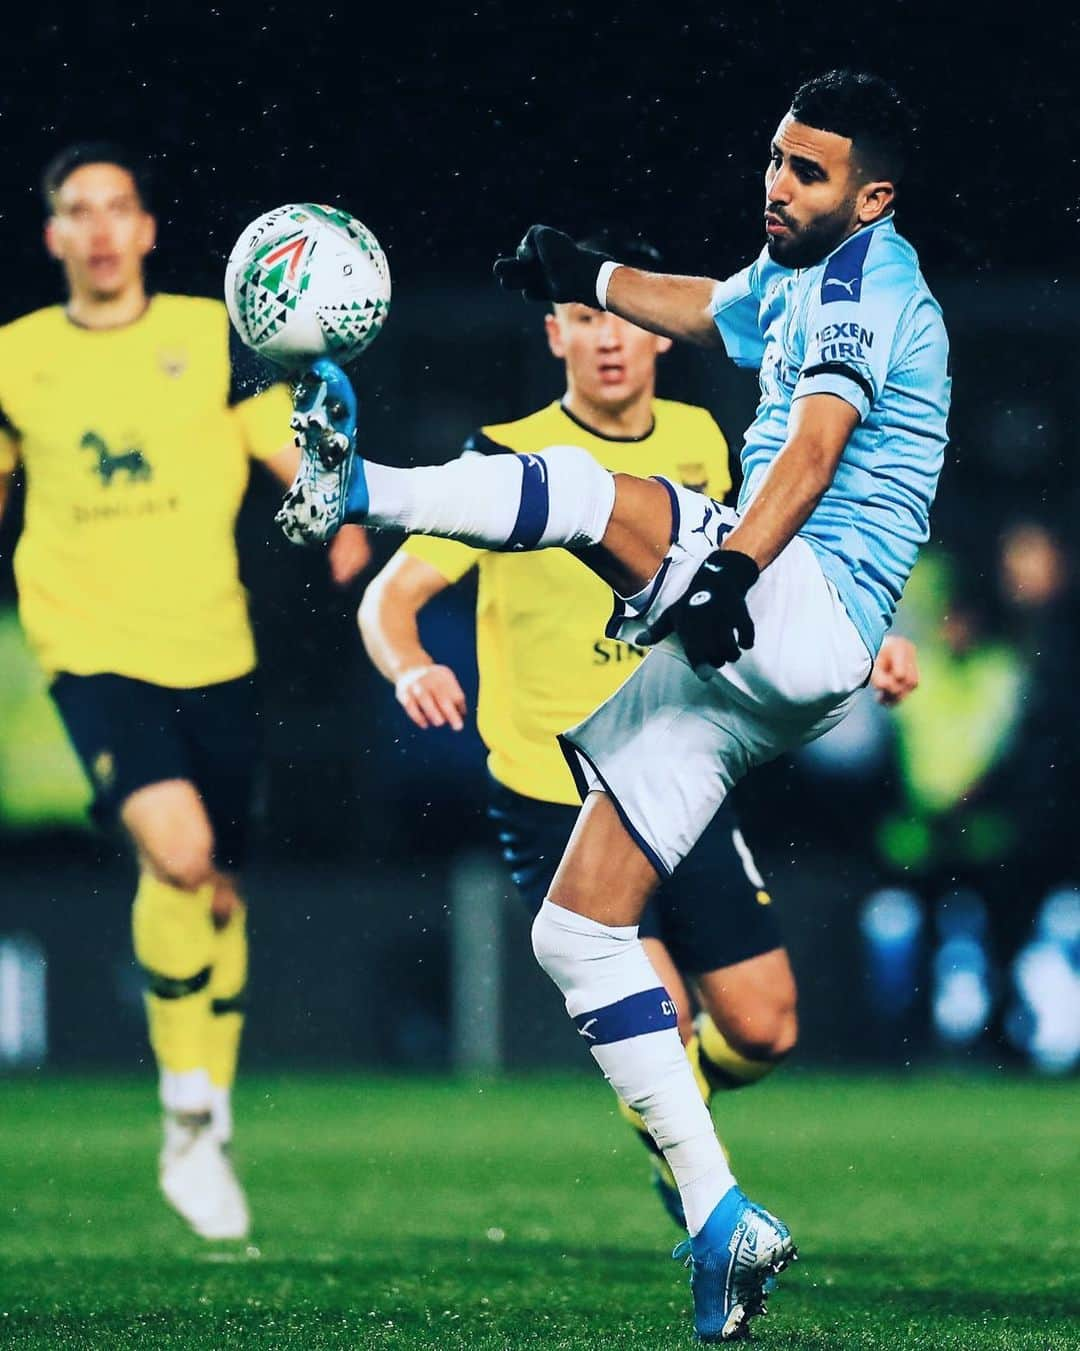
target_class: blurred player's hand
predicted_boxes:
[327,524,371,587]
[668,548,759,680]
[871,634,920,705]
[493,226,614,305]
[395,664,468,731]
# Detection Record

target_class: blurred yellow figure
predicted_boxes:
[0,143,369,1239]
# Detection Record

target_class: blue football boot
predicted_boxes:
[275,358,368,545]
[673,1185,796,1342]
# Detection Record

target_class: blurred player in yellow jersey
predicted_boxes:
[0,143,369,1240]
[359,229,918,1228]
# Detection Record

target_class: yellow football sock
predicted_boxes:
[206,901,247,1091]
[696,1013,778,1090]
[131,873,215,1076]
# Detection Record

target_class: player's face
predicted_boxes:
[45,163,155,301]
[545,304,672,412]
[764,115,869,269]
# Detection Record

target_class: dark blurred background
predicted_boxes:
[1,5,1078,1076]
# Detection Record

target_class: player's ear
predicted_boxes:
[857,180,895,224]
[544,311,566,358]
[43,218,61,260]
[138,211,158,257]
[655,334,674,357]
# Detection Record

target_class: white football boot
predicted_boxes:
[159,1111,251,1240]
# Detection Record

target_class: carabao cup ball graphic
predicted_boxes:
[225,203,391,367]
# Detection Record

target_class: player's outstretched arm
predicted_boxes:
[652,393,859,677]
[358,551,467,731]
[494,225,722,348]
[871,635,920,705]
[722,393,859,569]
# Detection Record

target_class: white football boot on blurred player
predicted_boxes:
[159,1110,250,1240]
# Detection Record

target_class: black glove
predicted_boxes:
[493,225,614,305]
[665,549,759,680]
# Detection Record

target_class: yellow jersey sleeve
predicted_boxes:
[233,383,293,461]
[401,532,483,584]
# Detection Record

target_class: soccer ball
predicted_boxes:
[224,203,391,368]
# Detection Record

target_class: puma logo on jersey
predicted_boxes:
[823,277,858,296]
[691,505,714,538]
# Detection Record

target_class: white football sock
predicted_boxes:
[532,900,735,1235]
[160,1067,212,1116]
[208,1085,233,1144]
[360,444,615,549]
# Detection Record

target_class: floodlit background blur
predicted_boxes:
[2,6,1078,1080]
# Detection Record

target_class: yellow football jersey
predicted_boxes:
[403,399,731,804]
[0,295,292,687]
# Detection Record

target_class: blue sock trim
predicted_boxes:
[507,454,550,550]
[573,986,679,1046]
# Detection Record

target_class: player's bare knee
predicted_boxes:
[530,902,562,974]
[729,1002,798,1062]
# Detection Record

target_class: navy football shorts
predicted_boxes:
[50,671,261,872]
[487,775,783,973]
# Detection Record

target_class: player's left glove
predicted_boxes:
[662,549,760,680]
[493,225,614,305]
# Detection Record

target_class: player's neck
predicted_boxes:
[561,389,655,441]
[65,281,150,331]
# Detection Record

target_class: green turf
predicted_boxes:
[0,1072,1076,1348]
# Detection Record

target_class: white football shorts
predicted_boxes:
[559,480,874,876]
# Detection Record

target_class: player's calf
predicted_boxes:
[279,360,662,562]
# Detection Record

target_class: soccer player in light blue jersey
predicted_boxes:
[279,70,946,1343]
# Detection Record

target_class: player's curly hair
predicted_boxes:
[790,71,914,184]
[42,142,152,213]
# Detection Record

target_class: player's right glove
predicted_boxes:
[493,225,614,305]
[661,548,760,680]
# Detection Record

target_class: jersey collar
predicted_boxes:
[558,400,656,443]
[801,215,896,276]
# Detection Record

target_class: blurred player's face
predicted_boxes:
[1000,524,1067,609]
[545,304,672,416]
[45,163,155,302]
[764,114,894,269]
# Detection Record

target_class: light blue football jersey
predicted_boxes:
[710,215,950,656]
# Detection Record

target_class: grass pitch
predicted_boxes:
[0,1071,1076,1348]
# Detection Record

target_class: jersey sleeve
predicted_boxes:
[0,414,18,474]
[0,367,20,472]
[232,383,294,461]
[399,533,482,584]
[709,251,768,370]
[793,229,913,421]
